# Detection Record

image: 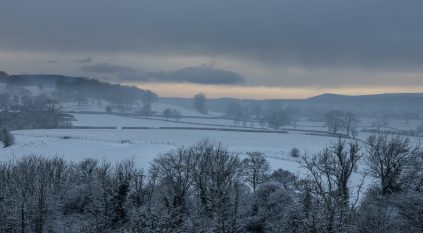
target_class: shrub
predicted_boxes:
[106,105,113,113]
[290,147,300,158]
[0,128,14,147]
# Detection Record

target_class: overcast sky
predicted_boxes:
[1,0,422,98]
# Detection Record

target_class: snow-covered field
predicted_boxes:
[155,116,249,127]
[2,103,422,185]
[72,113,259,130]
[72,113,206,128]
[150,102,224,117]
[3,128,342,175]
[61,101,224,117]
[5,110,421,173]
[286,117,423,132]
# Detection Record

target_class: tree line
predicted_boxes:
[0,93,72,147]
[0,136,421,233]
[0,71,158,115]
[225,101,294,129]
[0,94,70,131]
[192,94,292,130]
[324,110,360,137]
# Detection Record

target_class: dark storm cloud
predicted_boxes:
[76,57,92,64]
[46,60,57,64]
[81,63,137,73]
[1,0,423,70]
[120,66,244,85]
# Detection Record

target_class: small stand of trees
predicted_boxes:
[0,94,69,130]
[324,110,360,137]
[225,101,292,129]
[373,114,391,130]
[139,90,158,116]
[193,93,208,114]
[162,108,182,120]
[266,110,291,130]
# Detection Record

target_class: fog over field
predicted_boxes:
[1,1,423,232]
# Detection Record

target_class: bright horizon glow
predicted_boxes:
[2,51,423,100]
[125,82,423,99]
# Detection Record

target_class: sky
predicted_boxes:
[1,0,423,99]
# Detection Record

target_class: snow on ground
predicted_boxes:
[152,102,224,117]
[3,126,420,197]
[2,112,421,194]
[61,100,225,117]
[1,133,175,170]
[357,117,423,130]
[72,113,251,129]
[72,113,203,128]
[3,129,340,174]
[388,119,423,130]
[284,117,423,132]
[156,116,241,126]
[61,101,109,112]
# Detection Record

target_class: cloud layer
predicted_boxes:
[1,0,423,70]
[0,0,423,93]
[81,63,137,74]
[120,66,244,85]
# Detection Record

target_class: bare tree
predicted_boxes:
[373,115,390,131]
[416,123,423,137]
[269,169,298,191]
[190,139,243,232]
[302,139,363,232]
[267,110,290,130]
[366,134,419,195]
[193,93,208,114]
[324,111,345,134]
[171,109,182,120]
[151,146,196,231]
[226,101,244,125]
[250,104,262,120]
[242,152,270,192]
[163,108,172,120]
[110,160,135,227]
[0,93,10,109]
[140,90,158,115]
[344,112,360,138]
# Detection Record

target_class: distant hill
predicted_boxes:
[304,93,423,113]
[0,71,157,107]
[307,93,423,102]
[162,92,423,117]
[9,74,83,86]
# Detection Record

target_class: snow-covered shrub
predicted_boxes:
[0,128,14,147]
[105,105,113,113]
[290,147,300,158]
